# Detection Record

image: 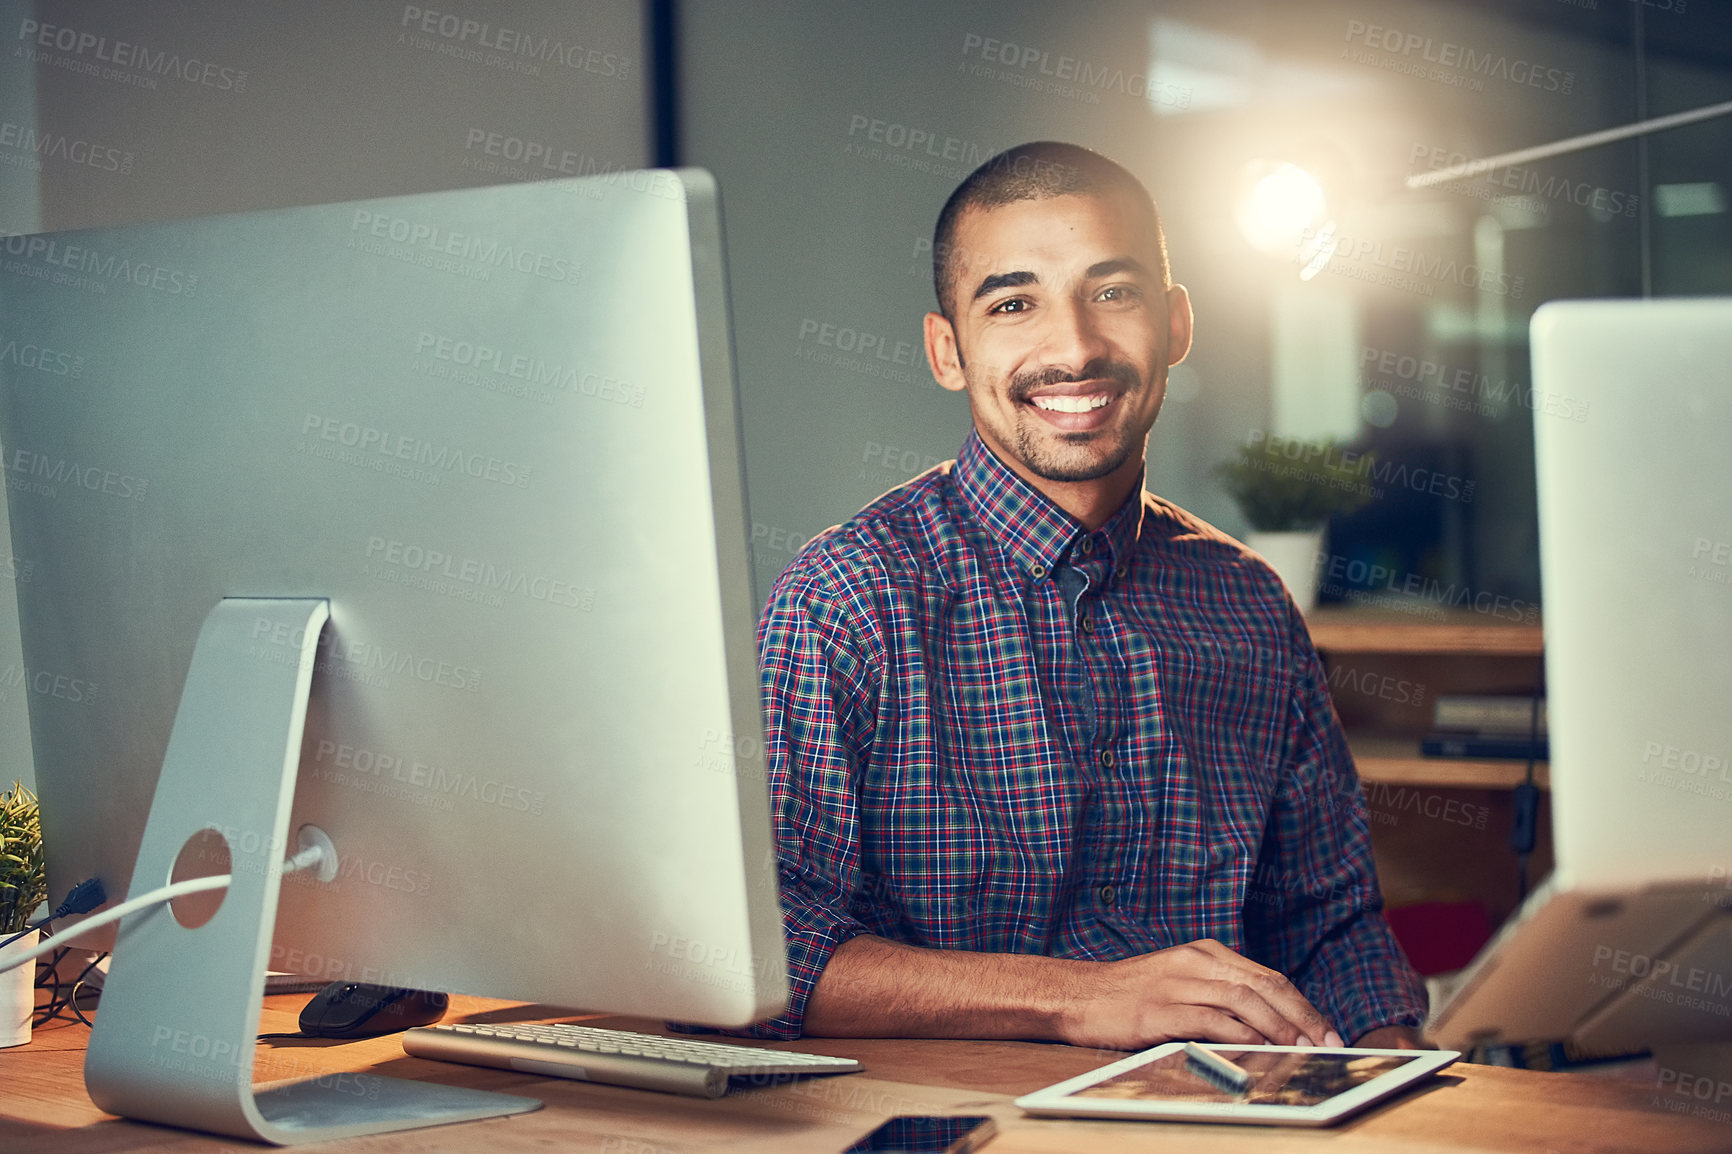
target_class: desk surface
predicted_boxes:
[2,995,1726,1152]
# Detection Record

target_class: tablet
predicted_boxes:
[1015,1044,1460,1127]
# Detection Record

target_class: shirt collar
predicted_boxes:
[952,428,1145,583]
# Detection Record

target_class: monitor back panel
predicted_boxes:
[1532,297,1732,891]
[0,173,787,1025]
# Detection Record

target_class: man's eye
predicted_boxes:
[1097,285,1140,302]
[988,298,1029,315]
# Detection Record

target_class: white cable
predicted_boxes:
[0,845,330,976]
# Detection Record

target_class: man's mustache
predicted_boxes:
[1006,360,1142,404]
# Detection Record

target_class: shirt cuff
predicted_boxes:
[674,872,868,1040]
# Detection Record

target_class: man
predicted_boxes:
[749,141,1428,1050]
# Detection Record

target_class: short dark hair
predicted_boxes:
[931,141,1170,320]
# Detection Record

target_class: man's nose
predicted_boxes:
[1041,297,1111,373]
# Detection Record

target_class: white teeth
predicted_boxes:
[1032,394,1112,413]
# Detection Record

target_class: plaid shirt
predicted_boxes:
[747,428,1427,1042]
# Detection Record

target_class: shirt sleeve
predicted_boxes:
[727,548,881,1039]
[1242,601,1431,1044]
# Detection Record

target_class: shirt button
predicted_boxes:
[1030,563,1047,579]
[1079,537,1094,554]
[1099,749,1114,768]
[1079,614,1094,633]
[1098,885,1116,907]
[1114,565,1127,579]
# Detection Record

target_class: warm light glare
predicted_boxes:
[1236,162,1328,258]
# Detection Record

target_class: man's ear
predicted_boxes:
[1165,284,1194,367]
[924,311,969,394]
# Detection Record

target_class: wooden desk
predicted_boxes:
[2,995,1726,1152]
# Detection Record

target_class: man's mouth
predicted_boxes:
[1022,387,1121,431]
[1030,393,1114,413]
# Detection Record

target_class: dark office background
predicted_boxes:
[2,0,1729,786]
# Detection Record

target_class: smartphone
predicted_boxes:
[840,1114,997,1153]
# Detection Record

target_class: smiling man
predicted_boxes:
[750,141,1429,1051]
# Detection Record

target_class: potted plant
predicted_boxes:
[1,780,47,1047]
[1215,436,1378,612]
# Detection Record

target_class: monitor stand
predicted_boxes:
[82,598,541,1145]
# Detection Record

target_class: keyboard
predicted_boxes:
[402,1021,862,1098]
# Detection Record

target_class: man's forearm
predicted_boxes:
[800,933,1345,1051]
[802,933,1090,1039]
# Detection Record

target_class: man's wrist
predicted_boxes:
[1352,1024,1430,1049]
[804,934,1097,1040]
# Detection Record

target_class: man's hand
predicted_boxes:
[1059,938,1344,1051]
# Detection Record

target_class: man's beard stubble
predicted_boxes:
[999,358,1151,483]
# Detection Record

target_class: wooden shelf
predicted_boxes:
[1350,734,1550,791]
[1305,606,1543,656]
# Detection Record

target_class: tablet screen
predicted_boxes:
[1069,1049,1422,1107]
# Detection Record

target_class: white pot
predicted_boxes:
[0,929,37,1047]
[1246,528,1325,614]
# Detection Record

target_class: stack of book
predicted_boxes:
[1421,694,1548,760]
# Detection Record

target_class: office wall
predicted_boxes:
[0,0,652,790]
[678,0,1728,614]
[678,1,1231,607]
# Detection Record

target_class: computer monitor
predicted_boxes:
[1428,297,1732,1066]
[0,170,787,1142]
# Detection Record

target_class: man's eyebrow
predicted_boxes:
[971,270,1037,301]
[1085,257,1150,280]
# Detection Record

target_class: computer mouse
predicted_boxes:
[298,982,449,1039]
